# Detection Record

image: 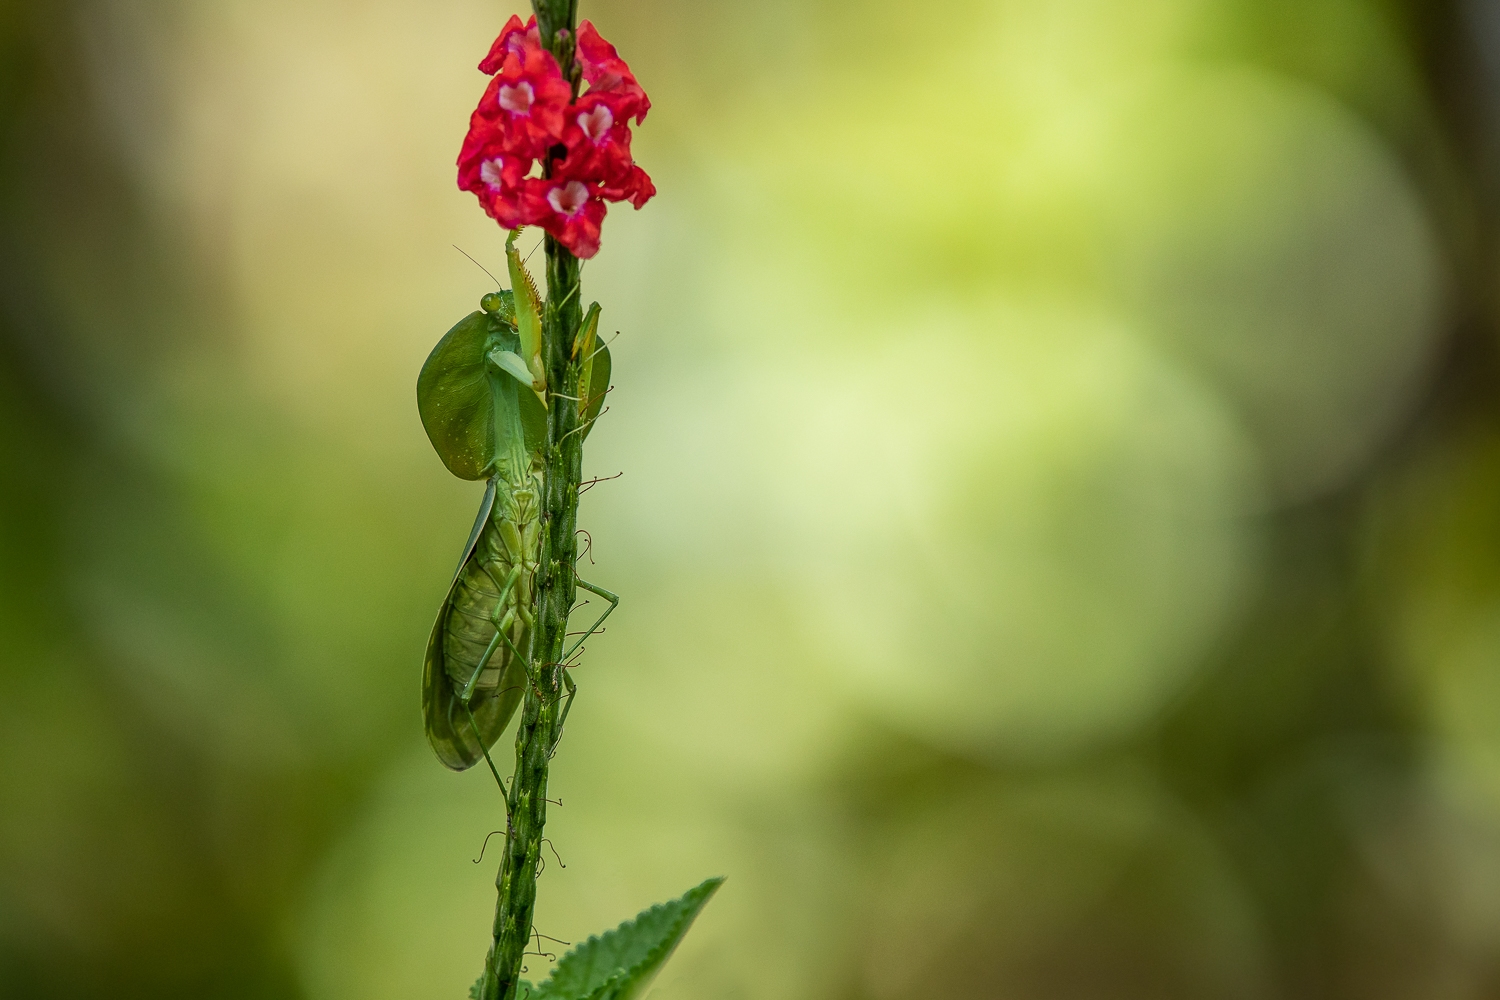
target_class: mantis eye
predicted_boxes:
[481,289,517,328]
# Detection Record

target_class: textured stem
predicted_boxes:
[533,0,578,84]
[484,242,582,1000]
[480,7,585,995]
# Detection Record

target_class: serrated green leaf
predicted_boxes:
[468,971,534,999]
[530,877,723,1000]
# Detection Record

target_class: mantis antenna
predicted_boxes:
[453,244,502,289]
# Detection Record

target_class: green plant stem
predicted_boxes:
[482,242,583,1000]
[532,0,578,67]
[480,7,586,996]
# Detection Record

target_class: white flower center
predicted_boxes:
[577,105,613,143]
[547,181,590,217]
[498,81,534,115]
[480,158,506,190]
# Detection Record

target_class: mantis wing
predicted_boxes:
[421,478,527,771]
[417,311,499,481]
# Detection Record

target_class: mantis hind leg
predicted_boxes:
[454,563,527,809]
[461,603,526,703]
[461,563,532,702]
[464,704,512,824]
[562,578,618,663]
[441,693,510,815]
[548,669,577,759]
[548,578,618,756]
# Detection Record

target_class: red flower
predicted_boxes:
[478,15,540,75]
[457,18,653,258]
[457,129,532,227]
[528,178,607,258]
[600,165,656,210]
[473,44,571,156]
[576,20,650,124]
[554,95,635,183]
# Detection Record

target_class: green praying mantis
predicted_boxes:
[417,229,616,781]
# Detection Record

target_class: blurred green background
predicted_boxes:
[4,0,1500,997]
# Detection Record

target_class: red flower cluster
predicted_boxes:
[457,16,654,259]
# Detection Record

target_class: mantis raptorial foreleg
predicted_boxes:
[548,578,619,756]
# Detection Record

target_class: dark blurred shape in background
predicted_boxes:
[6,1,1500,998]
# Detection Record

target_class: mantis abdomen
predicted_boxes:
[422,468,544,772]
[443,475,541,699]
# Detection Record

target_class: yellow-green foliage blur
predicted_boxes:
[3,1,1498,998]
